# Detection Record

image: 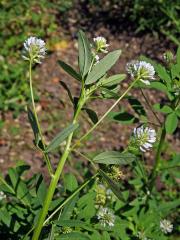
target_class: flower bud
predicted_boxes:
[163,50,174,63]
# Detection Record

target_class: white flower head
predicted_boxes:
[133,125,156,152]
[0,191,6,201]
[97,207,115,227]
[126,60,155,85]
[160,219,173,234]
[22,36,46,63]
[93,36,109,53]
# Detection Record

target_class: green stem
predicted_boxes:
[43,172,98,226]
[32,78,137,239]
[24,158,98,240]
[149,125,166,191]
[29,61,53,175]
[32,91,84,240]
[135,157,147,183]
[73,149,97,171]
[71,78,139,150]
[139,87,161,125]
[88,55,96,74]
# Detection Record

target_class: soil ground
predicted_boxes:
[0,7,179,178]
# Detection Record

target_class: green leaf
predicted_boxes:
[16,180,31,205]
[16,165,30,176]
[91,231,102,240]
[48,224,55,240]
[78,201,96,220]
[0,208,11,227]
[77,192,95,208]
[108,111,138,125]
[46,123,79,152]
[55,219,88,228]
[153,104,173,114]
[149,81,168,93]
[128,97,146,116]
[99,169,124,201]
[7,167,31,205]
[8,168,18,189]
[101,74,126,87]
[175,107,180,117]
[27,107,40,144]
[176,46,180,66]
[93,151,136,165]
[159,199,180,216]
[60,81,74,104]
[156,64,171,88]
[102,232,111,240]
[64,173,78,192]
[83,108,98,124]
[57,232,90,240]
[77,192,96,220]
[165,112,178,134]
[37,179,47,205]
[101,86,119,99]
[58,60,81,81]
[85,50,121,85]
[78,30,92,77]
[60,195,79,220]
[0,174,15,195]
[171,64,180,79]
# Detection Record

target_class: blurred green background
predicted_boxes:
[0,0,180,115]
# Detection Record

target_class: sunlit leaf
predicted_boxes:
[93,151,136,165]
[46,123,79,152]
[85,50,121,85]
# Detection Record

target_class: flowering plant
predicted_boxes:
[0,31,179,240]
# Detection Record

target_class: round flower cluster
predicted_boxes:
[126,60,155,85]
[160,219,173,234]
[133,126,156,152]
[22,36,46,63]
[93,36,109,53]
[97,207,115,227]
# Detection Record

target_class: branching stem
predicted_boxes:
[29,61,53,175]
